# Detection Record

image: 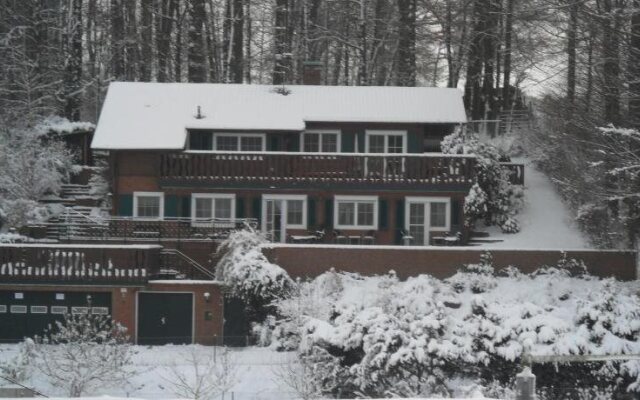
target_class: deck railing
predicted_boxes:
[50,213,257,242]
[0,244,161,285]
[159,152,477,185]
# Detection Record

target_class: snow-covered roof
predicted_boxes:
[92,82,467,150]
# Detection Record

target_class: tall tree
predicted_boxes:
[63,0,83,121]
[111,0,125,80]
[188,0,206,82]
[396,0,417,86]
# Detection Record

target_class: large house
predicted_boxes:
[92,82,473,246]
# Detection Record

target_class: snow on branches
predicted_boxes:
[442,127,523,233]
[265,258,640,397]
[215,227,294,304]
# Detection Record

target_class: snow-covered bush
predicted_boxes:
[0,338,36,382]
[265,264,640,398]
[33,309,134,397]
[216,227,294,303]
[216,228,294,336]
[443,128,523,233]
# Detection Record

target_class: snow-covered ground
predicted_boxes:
[479,158,590,249]
[0,345,296,400]
[0,344,495,400]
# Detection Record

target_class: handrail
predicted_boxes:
[160,248,216,279]
[183,150,477,158]
[62,207,105,225]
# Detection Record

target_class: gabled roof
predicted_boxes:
[91,82,467,150]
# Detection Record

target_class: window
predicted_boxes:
[188,131,213,150]
[133,192,164,219]
[365,130,407,153]
[191,194,236,226]
[286,199,304,225]
[31,306,47,314]
[213,133,266,152]
[302,131,340,152]
[10,305,27,314]
[51,306,68,315]
[72,307,89,315]
[430,202,448,228]
[334,196,378,229]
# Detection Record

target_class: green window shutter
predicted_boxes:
[395,199,405,244]
[408,131,422,153]
[118,194,133,217]
[378,199,388,230]
[451,198,461,228]
[341,133,355,152]
[357,131,365,152]
[180,195,191,218]
[164,195,178,218]
[324,199,333,229]
[287,135,300,152]
[308,198,316,228]
[252,197,262,220]
[236,197,245,218]
[268,136,279,151]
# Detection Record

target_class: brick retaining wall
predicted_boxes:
[263,245,638,281]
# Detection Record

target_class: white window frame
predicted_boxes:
[30,306,47,314]
[301,130,341,153]
[10,305,27,314]
[191,193,236,227]
[261,194,308,231]
[405,196,451,234]
[51,306,68,314]
[334,195,379,230]
[213,133,266,152]
[133,192,165,220]
[365,130,408,154]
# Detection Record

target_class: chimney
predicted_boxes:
[302,61,323,85]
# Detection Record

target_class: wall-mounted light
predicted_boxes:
[203,292,211,303]
[120,288,127,300]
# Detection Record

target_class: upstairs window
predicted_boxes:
[188,131,213,150]
[133,192,164,219]
[302,131,340,152]
[366,131,407,154]
[214,133,266,152]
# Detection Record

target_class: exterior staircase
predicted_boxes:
[498,109,532,135]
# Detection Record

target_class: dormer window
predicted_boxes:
[186,131,266,151]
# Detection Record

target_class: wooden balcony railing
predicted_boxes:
[159,152,477,186]
[0,244,161,285]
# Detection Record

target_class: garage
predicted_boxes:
[0,290,111,342]
[137,292,193,345]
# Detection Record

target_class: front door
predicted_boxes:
[264,199,286,243]
[407,201,430,246]
[137,292,193,345]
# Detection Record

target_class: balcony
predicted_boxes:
[0,243,216,285]
[159,152,477,189]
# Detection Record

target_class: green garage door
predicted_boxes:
[0,290,111,343]
[137,292,193,345]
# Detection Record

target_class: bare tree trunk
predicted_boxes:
[188,0,207,82]
[566,0,578,104]
[273,0,291,84]
[396,0,416,86]
[63,0,82,120]
[629,0,640,125]
[502,0,514,110]
[111,0,125,80]
[156,0,176,82]
[140,0,153,81]
[601,0,621,124]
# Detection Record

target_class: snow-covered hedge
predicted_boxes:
[442,127,523,233]
[262,255,640,398]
